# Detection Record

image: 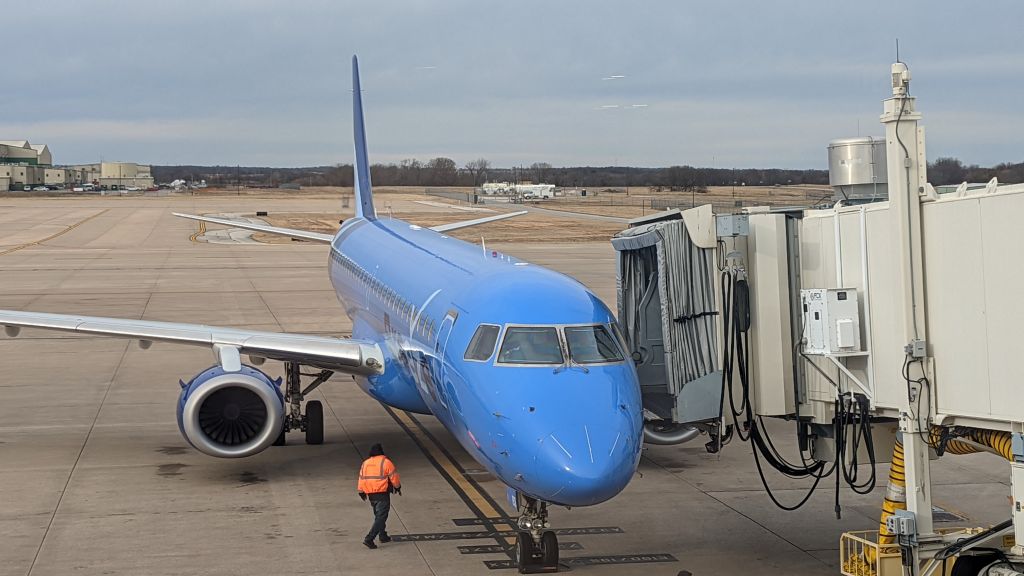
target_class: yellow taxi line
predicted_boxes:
[0,210,109,256]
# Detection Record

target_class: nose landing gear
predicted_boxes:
[514,496,559,573]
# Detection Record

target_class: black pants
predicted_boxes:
[366,493,391,542]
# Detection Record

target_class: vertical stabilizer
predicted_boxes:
[352,55,376,220]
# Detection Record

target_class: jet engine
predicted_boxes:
[176,365,284,458]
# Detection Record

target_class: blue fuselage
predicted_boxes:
[327,216,643,507]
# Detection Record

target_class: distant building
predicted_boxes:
[66,162,154,190]
[0,140,51,166]
[0,140,53,190]
[0,139,153,192]
[0,164,45,190]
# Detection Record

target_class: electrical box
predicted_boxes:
[716,214,749,237]
[801,288,861,355]
[887,510,917,540]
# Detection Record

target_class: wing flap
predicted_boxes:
[0,310,382,376]
[174,213,334,244]
[430,210,528,233]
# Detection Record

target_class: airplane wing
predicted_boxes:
[175,209,528,242]
[174,213,334,244]
[0,310,383,376]
[429,210,528,233]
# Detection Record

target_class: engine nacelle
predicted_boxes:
[176,365,284,458]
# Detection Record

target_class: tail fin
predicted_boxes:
[352,55,376,220]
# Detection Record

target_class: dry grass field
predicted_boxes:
[258,210,624,244]
[183,184,833,243]
[241,189,623,243]
[533,184,833,218]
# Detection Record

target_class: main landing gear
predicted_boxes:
[514,496,560,574]
[273,362,333,446]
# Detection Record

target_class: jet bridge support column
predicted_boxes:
[1012,433,1024,558]
[882,61,935,545]
[899,413,934,540]
[881,61,928,356]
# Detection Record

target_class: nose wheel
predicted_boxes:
[514,497,559,573]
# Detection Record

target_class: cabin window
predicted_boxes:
[497,326,564,365]
[464,324,501,361]
[564,325,624,364]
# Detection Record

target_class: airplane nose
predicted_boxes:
[531,415,640,506]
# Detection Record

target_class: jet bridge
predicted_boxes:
[615,61,1024,576]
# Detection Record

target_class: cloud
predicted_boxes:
[5,0,1022,167]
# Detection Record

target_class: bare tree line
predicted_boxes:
[153,156,1023,189]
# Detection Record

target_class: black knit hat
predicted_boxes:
[368,443,384,457]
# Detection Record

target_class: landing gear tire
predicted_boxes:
[273,425,286,446]
[515,531,536,573]
[305,400,324,445]
[540,530,559,569]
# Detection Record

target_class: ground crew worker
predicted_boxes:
[357,443,401,549]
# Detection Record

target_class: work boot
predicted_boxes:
[362,539,377,549]
[379,534,392,543]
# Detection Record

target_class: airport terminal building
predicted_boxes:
[1,139,153,191]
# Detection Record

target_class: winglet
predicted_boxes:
[352,55,376,220]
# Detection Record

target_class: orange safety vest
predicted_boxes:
[357,455,401,494]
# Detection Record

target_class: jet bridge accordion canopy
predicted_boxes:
[612,218,720,424]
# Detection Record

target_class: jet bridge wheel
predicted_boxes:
[304,400,324,445]
[951,553,1003,576]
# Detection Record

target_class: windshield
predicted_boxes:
[464,324,500,361]
[564,325,624,364]
[497,326,564,365]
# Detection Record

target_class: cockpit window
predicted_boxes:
[564,325,624,364]
[464,324,501,361]
[497,326,564,365]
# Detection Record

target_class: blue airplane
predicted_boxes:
[0,56,644,572]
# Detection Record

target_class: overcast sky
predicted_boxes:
[5,1,1022,169]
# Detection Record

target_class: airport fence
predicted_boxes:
[425,188,478,204]
[649,198,695,211]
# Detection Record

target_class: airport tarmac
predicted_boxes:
[0,194,1011,576]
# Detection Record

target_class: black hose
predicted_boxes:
[718,267,897,513]
[720,269,826,486]
[734,278,750,332]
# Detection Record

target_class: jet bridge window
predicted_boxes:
[564,325,624,364]
[497,326,564,365]
[464,324,500,361]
